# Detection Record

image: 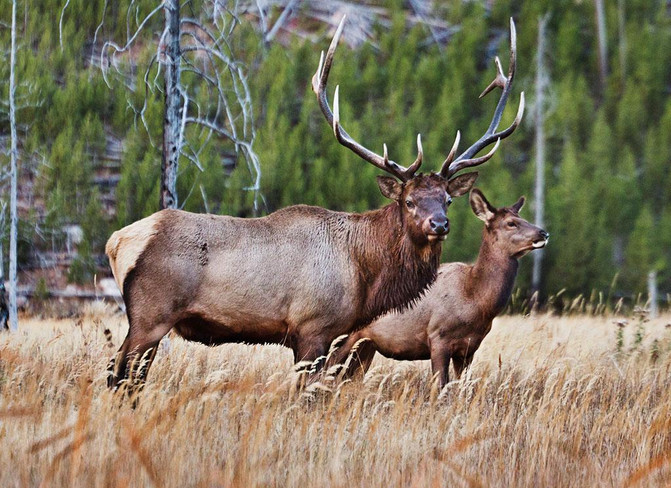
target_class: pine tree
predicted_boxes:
[622,206,657,294]
[546,139,598,295]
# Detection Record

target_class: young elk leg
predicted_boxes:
[343,340,376,379]
[323,331,376,381]
[430,341,452,388]
[337,338,377,381]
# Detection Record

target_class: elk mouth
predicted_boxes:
[427,232,448,242]
[532,237,549,249]
[514,238,548,258]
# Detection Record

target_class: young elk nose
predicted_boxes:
[430,217,449,235]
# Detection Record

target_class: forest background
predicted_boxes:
[0,0,670,307]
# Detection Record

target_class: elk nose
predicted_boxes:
[540,230,549,240]
[430,217,449,235]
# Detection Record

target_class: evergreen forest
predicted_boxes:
[1,0,670,308]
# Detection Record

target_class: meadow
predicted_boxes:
[1,305,670,487]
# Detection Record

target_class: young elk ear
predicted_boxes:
[446,172,479,197]
[470,188,496,222]
[511,196,525,214]
[377,175,403,201]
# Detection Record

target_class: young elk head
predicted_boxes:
[312,17,525,245]
[470,189,549,258]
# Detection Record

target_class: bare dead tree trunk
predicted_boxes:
[617,0,626,77]
[0,202,5,283]
[97,1,263,214]
[594,0,608,93]
[160,0,182,210]
[532,14,550,296]
[0,203,7,331]
[8,0,18,332]
[264,0,299,44]
[648,270,658,319]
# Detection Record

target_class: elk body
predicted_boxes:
[327,189,548,387]
[106,17,524,391]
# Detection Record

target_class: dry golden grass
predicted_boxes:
[1,309,671,487]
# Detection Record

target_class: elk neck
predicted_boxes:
[468,229,519,317]
[347,202,441,327]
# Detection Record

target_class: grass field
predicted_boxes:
[1,305,670,487]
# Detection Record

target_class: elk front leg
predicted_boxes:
[452,351,475,380]
[292,329,330,375]
[430,341,452,388]
[108,319,172,402]
[292,335,328,364]
[107,335,132,390]
[290,332,330,388]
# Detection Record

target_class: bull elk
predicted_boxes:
[326,189,549,387]
[105,17,524,392]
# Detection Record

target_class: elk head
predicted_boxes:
[470,189,549,258]
[312,16,525,245]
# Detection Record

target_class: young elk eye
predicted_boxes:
[405,200,415,209]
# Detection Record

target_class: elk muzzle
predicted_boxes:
[532,229,549,248]
[425,214,449,241]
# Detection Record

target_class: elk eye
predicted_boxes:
[507,221,517,228]
[447,197,453,206]
[405,200,415,209]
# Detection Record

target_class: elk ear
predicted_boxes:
[447,172,478,197]
[470,188,496,222]
[511,196,525,214]
[377,175,403,201]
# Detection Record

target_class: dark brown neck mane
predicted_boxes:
[348,203,441,327]
[470,230,519,317]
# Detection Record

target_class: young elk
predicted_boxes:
[105,17,524,393]
[327,189,548,387]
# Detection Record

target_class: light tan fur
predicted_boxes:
[105,213,162,291]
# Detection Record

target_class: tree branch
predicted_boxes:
[59,0,71,52]
[185,116,235,141]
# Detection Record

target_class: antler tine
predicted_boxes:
[479,56,506,99]
[444,18,524,179]
[333,85,341,136]
[493,91,525,141]
[311,51,325,95]
[445,138,501,177]
[311,15,347,125]
[404,134,423,176]
[312,15,419,182]
[439,131,461,177]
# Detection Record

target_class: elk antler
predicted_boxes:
[440,18,525,179]
[312,16,423,182]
